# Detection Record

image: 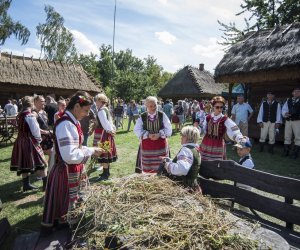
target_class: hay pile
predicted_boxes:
[71,175,257,249]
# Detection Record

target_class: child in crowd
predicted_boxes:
[233,137,255,212]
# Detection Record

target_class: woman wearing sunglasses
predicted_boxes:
[200,96,244,160]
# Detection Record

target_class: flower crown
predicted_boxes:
[78,95,87,104]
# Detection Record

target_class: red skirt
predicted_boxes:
[42,160,84,227]
[200,135,226,161]
[10,135,47,175]
[136,138,169,173]
[93,128,117,163]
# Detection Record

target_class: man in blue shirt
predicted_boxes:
[163,99,173,122]
[231,95,254,136]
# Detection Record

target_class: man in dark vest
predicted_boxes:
[257,92,282,154]
[281,87,300,159]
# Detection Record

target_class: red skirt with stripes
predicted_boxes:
[200,135,226,161]
[93,128,117,163]
[136,138,168,173]
[42,160,84,227]
[10,135,47,175]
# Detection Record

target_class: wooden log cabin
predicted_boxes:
[158,64,226,101]
[0,52,102,107]
[214,22,300,141]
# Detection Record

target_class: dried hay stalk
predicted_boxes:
[70,175,257,249]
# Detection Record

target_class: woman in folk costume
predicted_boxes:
[93,93,117,181]
[134,96,172,173]
[41,91,104,234]
[10,96,48,192]
[200,96,244,160]
[32,95,54,177]
[158,126,202,193]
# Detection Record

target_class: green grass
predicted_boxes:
[0,118,299,248]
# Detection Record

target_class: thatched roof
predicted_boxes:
[0,52,101,93]
[215,22,300,83]
[158,65,226,99]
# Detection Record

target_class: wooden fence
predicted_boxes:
[199,160,300,245]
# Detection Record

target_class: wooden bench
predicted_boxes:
[0,218,11,247]
[199,160,300,248]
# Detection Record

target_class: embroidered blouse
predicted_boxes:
[164,143,199,176]
[55,111,95,164]
[203,113,243,142]
[134,111,172,139]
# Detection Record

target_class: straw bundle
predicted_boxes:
[71,175,257,249]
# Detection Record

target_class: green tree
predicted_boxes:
[218,0,299,47]
[0,0,30,45]
[75,53,100,81]
[278,0,300,24]
[76,44,173,101]
[36,5,77,61]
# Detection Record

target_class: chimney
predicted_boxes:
[199,63,204,71]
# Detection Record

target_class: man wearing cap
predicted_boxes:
[231,95,254,136]
[281,87,300,159]
[257,92,282,154]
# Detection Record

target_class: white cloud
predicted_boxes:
[155,31,176,45]
[158,0,168,5]
[192,37,224,58]
[2,48,42,58]
[70,29,99,54]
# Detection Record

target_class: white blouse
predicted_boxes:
[55,111,95,165]
[164,143,199,176]
[25,113,42,143]
[134,111,172,139]
[203,113,243,143]
[97,108,115,132]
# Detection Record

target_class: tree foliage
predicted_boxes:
[218,0,300,47]
[36,5,76,62]
[0,0,30,45]
[76,44,173,101]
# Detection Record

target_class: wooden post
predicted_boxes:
[285,197,294,230]
[228,83,233,117]
[247,83,252,105]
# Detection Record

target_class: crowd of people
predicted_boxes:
[2,86,299,236]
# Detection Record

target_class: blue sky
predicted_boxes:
[1,0,248,73]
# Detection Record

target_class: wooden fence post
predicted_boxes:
[285,197,294,230]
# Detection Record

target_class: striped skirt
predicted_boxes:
[42,160,85,228]
[93,128,117,163]
[136,138,169,173]
[200,135,226,161]
[10,136,47,175]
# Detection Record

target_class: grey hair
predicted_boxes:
[181,126,200,143]
[145,96,158,107]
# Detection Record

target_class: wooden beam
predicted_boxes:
[228,83,233,116]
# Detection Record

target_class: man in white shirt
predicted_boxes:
[257,92,282,154]
[231,95,253,136]
[4,99,13,116]
[281,87,300,159]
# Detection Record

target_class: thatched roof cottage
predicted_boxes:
[214,22,300,140]
[0,52,101,105]
[158,64,226,100]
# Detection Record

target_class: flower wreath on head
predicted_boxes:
[78,95,87,104]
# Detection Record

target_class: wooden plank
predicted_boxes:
[200,160,300,200]
[0,218,11,247]
[285,197,294,230]
[199,177,300,225]
[13,232,39,250]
